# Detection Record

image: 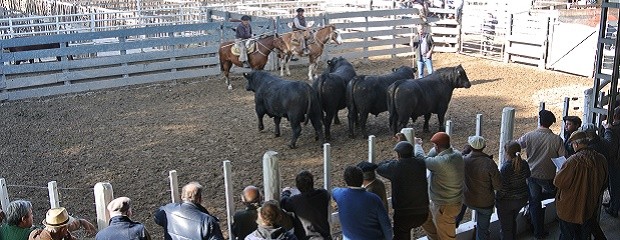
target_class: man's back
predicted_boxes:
[232,206,258,240]
[95,216,150,240]
[518,128,564,180]
[154,202,224,240]
[421,147,464,205]
[463,151,500,208]
[0,224,33,240]
[376,157,428,214]
[332,187,392,240]
[281,188,331,239]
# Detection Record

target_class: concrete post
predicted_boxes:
[94,182,113,230]
[476,113,483,136]
[499,107,516,164]
[401,128,415,144]
[48,181,60,209]
[0,178,9,213]
[223,161,235,240]
[263,151,280,201]
[169,170,180,203]
[445,120,453,136]
[368,135,376,163]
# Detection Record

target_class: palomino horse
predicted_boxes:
[219,34,280,90]
[277,25,343,80]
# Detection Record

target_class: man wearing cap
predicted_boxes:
[517,109,565,239]
[235,15,253,68]
[357,161,388,210]
[154,182,224,240]
[376,141,428,240]
[603,107,620,218]
[292,8,310,56]
[280,170,331,240]
[95,197,151,240]
[0,200,35,240]
[562,116,582,158]
[232,186,261,240]
[455,136,500,240]
[414,132,463,240]
[555,130,608,239]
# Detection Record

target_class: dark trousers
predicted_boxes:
[559,218,592,240]
[527,177,556,238]
[496,198,527,240]
[608,164,620,214]
[393,211,428,240]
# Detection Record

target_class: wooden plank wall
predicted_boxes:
[503,13,551,69]
[0,23,222,101]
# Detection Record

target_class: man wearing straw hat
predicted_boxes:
[28,207,77,240]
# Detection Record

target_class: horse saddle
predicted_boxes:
[231,41,256,56]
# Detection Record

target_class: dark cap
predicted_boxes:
[539,110,556,127]
[356,161,378,172]
[296,8,305,13]
[393,141,414,155]
[241,15,251,21]
[563,116,582,126]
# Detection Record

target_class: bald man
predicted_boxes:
[154,182,224,240]
[232,186,261,240]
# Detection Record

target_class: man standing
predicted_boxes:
[231,186,261,240]
[0,200,35,240]
[96,197,151,240]
[155,182,224,240]
[603,107,620,218]
[456,136,500,240]
[517,110,565,239]
[332,166,392,240]
[416,132,463,240]
[358,161,389,210]
[555,131,608,239]
[280,170,331,240]
[236,15,252,68]
[377,141,429,240]
[562,116,582,157]
[412,24,434,78]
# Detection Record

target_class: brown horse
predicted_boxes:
[219,34,280,90]
[277,25,343,80]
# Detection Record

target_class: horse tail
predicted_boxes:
[388,79,406,134]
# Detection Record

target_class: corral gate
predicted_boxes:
[546,22,597,76]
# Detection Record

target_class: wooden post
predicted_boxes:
[368,135,376,163]
[223,160,235,240]
[263,151,280,201]
[445,120,453,136]
[499,107,516,164]
[48,181,60,209]
[476,113,483,136]
[169,170,180,203]
[323,143,331,191]
[0,178,9,213]
[401,128,415,144]
[561,97,570,140]
[94,182,113,230]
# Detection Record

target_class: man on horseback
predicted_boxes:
[236,15,253,68]
[292,8,310,56]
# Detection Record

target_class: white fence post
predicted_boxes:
[94,182,113,230]
[48,181,60,209]
[323,143,331,191]
[263,151,280,202]
[445,120,453,136]
[0,178,9,213]
[368,135,376,163]
[400,128,415,144]
[476,113,483,136]
[169,170,180,203]
[499,107,516,164]
[223,161,235,240]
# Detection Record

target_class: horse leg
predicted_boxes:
[221,60,233,90]
[279,55,286,76]
[274,116,282,137]
[308,62,316,81]
[285,54,292,76]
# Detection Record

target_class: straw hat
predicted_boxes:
[42,207,73,227]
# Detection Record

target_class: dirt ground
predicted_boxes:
[0,53,590,239]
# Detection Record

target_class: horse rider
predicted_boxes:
[292,8,310,56]
[236,15,253,68]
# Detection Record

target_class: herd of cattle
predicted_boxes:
[243,56,472,148]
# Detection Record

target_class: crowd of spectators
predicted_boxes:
[1,107,617,240]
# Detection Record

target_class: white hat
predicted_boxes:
[468,136,486,150]
[107,197,131,217]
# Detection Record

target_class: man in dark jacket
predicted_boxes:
[280,170,331,240]
[357,161,388,210]
[96,197,151,240]
[455,136,500,240]
[154,182,224,240]
[236,15,252,67]
[232,186,261,240]
[562,116,582,157]
[377,141,429,240]
[603,107,620,218]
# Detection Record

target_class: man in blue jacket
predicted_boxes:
[96,197,151,240]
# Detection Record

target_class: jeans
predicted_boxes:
[454,205,493,240]
[527,177,556,237]
[393,211,428,240]
[417,57,433,78]
[559,218,592,240]
[496,198,527,240]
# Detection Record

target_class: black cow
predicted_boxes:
[387,65,471,134]
[346,66,416,138]
[244,70,323,149]
[312,56,357,140]
[7,42,73,65]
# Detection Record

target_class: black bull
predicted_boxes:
[244,71,323,149]
[313,56,357,141]
[346,66,416,138]
[387,65,471,134]
[6,42,73,65]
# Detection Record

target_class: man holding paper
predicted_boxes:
[554,130,608,239]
